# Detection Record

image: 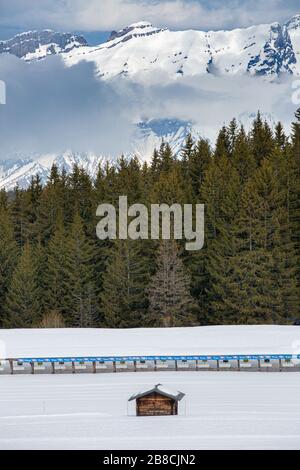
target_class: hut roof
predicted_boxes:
[129,384,185,402]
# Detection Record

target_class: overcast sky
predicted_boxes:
[0,0,299,40]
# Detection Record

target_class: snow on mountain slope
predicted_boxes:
[0,159,49,190]
[62,22,271,81]
[3,16,299,80]
[60,16,300,81]
[0,30,87,60]
[247,22,296,76]
[134,119,193,161]
[0,119,192,190]
[287,14,300,75]
[0,151,106,191]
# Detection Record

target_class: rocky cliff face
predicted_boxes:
[108,21,164,45]
[247,23,296,75]
[0,30,87,60]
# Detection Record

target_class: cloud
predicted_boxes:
[0,50,295,162]
[132,72,295,141]
[0,0,299,34]
[0,54,136,159]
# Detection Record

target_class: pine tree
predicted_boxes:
[65,212,97,327]
[232,126,256,182]
[148,241,196,327]
[0,189,8,210]
[101,240,149,327]
[69,163,94,230]
[44,212,73,320]
[180,134,211,200]
[200,155,241,323]
[275,122,287,150]
[151,166,186,206]
[11,185,27,247]
[94,161,118,205]
[35,168,68,243]
[181,133,194,178]
[251,112,275,164]
[227,118,238,156]
[4,243,41,328]
[189,138,211,196]
[150,148,161,183]
[214,126,230,159]
[157,142,175,173]
[0,207,19,325]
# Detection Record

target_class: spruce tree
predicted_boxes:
[101,240,149,328]
[4,243,41,328]
[148,240,196,327]
[201,155,241,323]
[188,138,211,196]
[0,207,19,325]
[251,112,275,164]
[214,126,230,159]
[66,212,97,327]
[275,122,287,150]
[232,126,256,182]
[44,212,73,321]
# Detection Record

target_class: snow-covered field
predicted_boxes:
[1,325,300,358]
[1,371,300,450]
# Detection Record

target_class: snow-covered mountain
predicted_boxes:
[0,30,87,60]
[1,15,299,190]
[70,15,300,79]
[0,152,107,191]
[2,16,300,79]
[0,119,193,191]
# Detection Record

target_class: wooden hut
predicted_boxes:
[129,384,185,416]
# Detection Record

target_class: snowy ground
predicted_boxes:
[1,325,300,357]
[1,371,300,450]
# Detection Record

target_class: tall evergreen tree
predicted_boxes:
[66,212,97,327]
[232,126,256,182]
[0,207,19,325]
[251,112,275,164]
[148,240,196,327]
[44,212,73,320]
[101,240,149,328]
[4,243,41,328]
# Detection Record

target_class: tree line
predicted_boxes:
[0,111,299,329]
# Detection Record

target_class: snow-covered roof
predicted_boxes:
[129,384,185,402]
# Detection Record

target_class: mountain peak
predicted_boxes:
[0,30,87,59]
[285,13,300,31]
[128,21,153,28]
[108,21,164,44]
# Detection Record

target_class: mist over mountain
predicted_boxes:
[0,15,299,189]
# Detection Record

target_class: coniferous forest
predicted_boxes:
[0,111,299,329]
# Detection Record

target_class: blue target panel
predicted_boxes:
[12,354,297,363]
